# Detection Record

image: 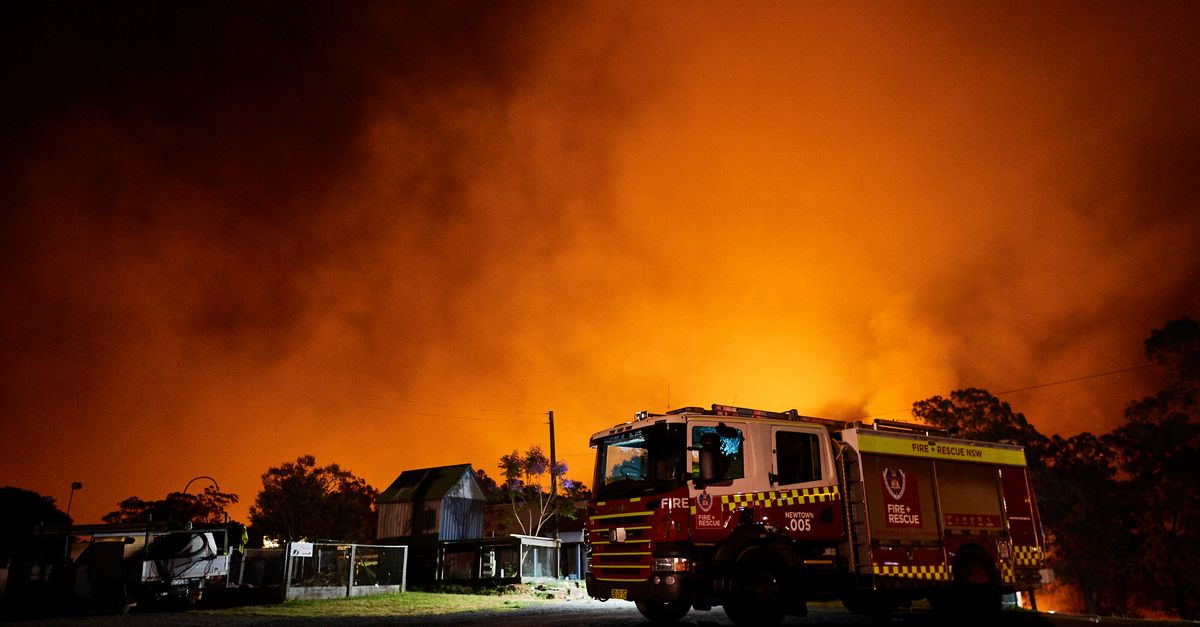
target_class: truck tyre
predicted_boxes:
[635,599,691,623]
[723,550,786,626]
[938,549,1001,617]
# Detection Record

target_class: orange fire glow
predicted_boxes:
[2,2,1198,524]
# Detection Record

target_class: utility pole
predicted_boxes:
[549,410,557,497]
[549,410,560,578]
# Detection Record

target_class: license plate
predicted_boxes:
[611,588,627,600]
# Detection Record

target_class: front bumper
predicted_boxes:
[586,571,691,603]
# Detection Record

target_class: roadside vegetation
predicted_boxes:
[197,589,548,618]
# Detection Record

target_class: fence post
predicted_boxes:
[555,537,561,580]
[282,542,292,601]
[346,544,356,598]
[401,546,408,593]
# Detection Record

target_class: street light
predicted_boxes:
[182,476,219,494]
[182,476,226,525]
[67,481,83,517]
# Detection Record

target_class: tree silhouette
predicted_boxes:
[1143,316,1200,390]
[1106,316,1200,619]
[474,468,498,495]
[249,454,377,543]
[0,486,71,567]
[911,387,1050,468]
[495,445,582,537]
[1038,433,1133,615]
[102,485,239,526]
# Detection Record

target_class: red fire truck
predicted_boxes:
[585,404,1046,624]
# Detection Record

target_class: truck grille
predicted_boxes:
[588,509,653,582]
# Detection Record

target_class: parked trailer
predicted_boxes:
[24,523,231,612]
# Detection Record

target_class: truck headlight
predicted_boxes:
[652,557,690,572]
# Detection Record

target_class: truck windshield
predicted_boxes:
[593,423,686,500]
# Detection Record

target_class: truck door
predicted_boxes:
[769,426,843,540]
[770,426,825,488]
[687,421,752,541]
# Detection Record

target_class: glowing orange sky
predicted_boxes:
[2,2,1198,525]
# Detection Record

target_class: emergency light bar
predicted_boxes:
[711,404,786,419]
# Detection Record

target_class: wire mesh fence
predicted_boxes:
[433,534,562,581]
[282,542,407,600]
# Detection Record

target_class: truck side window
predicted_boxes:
[691,425,745,481]
[776,431,821,484]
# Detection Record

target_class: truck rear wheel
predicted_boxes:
[722,550,786,626]
[635,599,691,623]
[937,549,1001,616]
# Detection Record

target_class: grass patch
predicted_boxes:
[198,591,545,618]
[415,582,530,596]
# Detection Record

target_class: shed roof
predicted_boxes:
[377,463,480,504]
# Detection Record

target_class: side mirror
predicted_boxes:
[698,447,721,483]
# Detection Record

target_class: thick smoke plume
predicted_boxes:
[3,2,1198,523]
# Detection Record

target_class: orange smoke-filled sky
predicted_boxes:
[2,2,1198,525]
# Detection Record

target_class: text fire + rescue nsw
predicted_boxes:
[910,442,983,458]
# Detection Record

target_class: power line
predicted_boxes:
[865,363,1154,420]
[991,364,1153,396]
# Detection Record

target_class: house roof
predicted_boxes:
[377,463,480,504]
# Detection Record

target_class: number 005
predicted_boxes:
[787,518,811,532]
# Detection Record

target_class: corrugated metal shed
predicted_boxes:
[376,464,485,542]
[378,464,482,504]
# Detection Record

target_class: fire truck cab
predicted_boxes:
[585,404,1045,625]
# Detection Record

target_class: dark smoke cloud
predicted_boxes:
[2,1,552,359]
[2,1,648,521]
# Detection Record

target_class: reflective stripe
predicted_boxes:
[590,525,652,533]
[1013,545,1042,567]
[872,564,950,581]
[1001,560,1015,584]
[721,485,840,511]
[591,511,653,520]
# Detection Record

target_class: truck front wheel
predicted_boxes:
[635,599,691,623]
[722,550,786,626]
